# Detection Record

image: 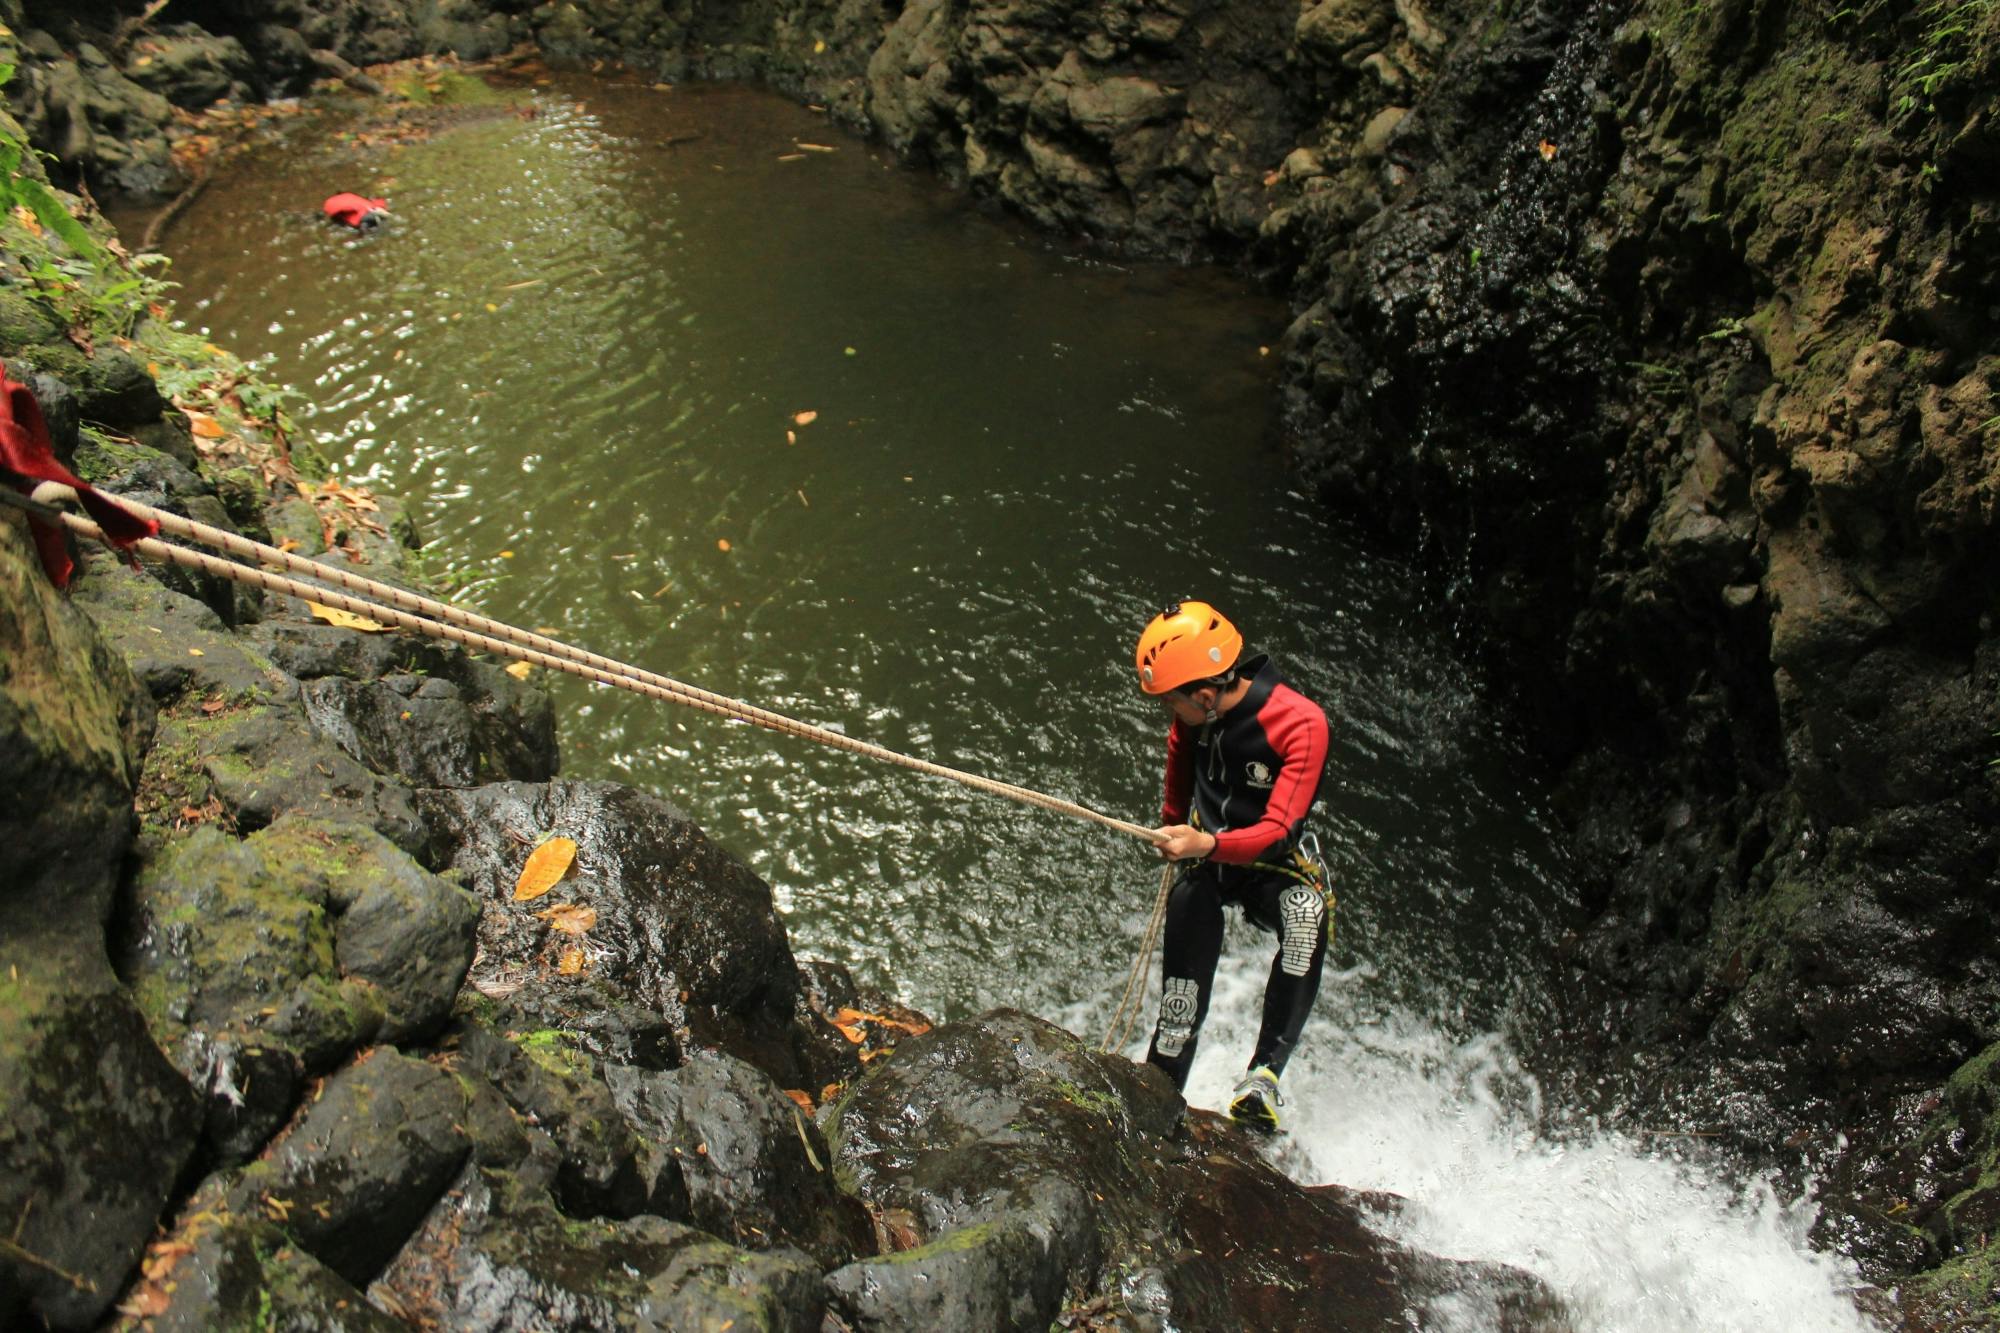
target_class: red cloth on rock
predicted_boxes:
[0,371,158,588]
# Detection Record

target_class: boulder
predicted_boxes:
[375,1165,826,1331]
[132,1213,402,1333]
[824,1009,1567,1329]
[222,1048,474,1287]
[116,817,477,1157]
[450,1021,664,1222]
[0,515,192,1330]
[122,26,256,109]
[606,1050,872,1269]
[421,779,842,1085]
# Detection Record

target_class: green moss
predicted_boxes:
[1050,1077,1120,1120]
[878,1219,1000,1263]
[1905,1239,2000,1323]
[514,1027,593,1081]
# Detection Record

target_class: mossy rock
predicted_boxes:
[0,288,67,353]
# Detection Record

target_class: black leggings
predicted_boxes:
[1144,859,1328,1093]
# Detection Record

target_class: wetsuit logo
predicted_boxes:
[1245,760,1275,788]
[1155,977,1199,1057]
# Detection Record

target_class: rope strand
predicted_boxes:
[10,487,1167,847]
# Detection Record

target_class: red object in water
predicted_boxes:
[323,192,390,229]
[0,372,157,588]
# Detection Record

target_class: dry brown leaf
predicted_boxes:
[792,410,818,426]
[513,836,578,901]
[187,412,225,439]
[782,1088,815,1111]
[538,903,597,935]
[306,601,388,633]
[557,948,587,975]
[504,660,534,680]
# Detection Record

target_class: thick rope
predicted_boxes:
[9,486,1168,848]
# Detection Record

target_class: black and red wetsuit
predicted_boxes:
[1145,653,1331,1093]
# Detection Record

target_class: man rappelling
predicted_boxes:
[1135,601,1333,1132]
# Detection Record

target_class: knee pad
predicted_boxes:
[1278,885,1324,977]
[1154,976,1200,1057]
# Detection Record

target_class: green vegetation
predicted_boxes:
[1895,0,1995,116]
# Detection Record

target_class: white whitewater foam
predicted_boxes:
[1095,945,1884,1333]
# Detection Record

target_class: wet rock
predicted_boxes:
[377,1165,825,1331]
[140,1213,402,1333]
[117,815,475,1158]
[825,1009,1568,1329]
[300,658,558,790]
[223,1047,474,1286]
[605,1050,871,1268]
[0,967,202,1331]
[824,1211,1073,1332]
[421,779,838,1084]
[122,26,256,109]
[13,47,184,194]
[450,1021,661,1222]
[0,523,192,1330]
[73,558,294,705]
[185,704,428,853]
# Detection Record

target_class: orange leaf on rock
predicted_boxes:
[782,1088,814,1111]
[557,948,587,975]
[513,836,578,901]
[187,412,225,438]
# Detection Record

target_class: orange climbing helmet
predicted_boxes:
[1135,601,1243,695]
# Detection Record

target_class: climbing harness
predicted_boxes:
[0,482,1172,848]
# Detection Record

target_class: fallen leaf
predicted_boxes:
[504,660,534,680]
[793,410,818,426]
[500,549,515,559]
[513,836,578,901]
[116,1289,171,1318]
[558,948,587,975]
[538,902,597,935]
[783,1088,815,1111]
[277,538,301,553]
[187,412,225,439]
[307,602,389,633]
[820,1082,842,1103]
[1538,139,1558,160]
[717,538,732,552]
[813,38,826,53]
[485,302,499,312]
[188,647,205,656]
[200,698,226,715]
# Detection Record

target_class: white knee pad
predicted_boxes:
[1154,976,1200,1057]
[1279,885,1324,977]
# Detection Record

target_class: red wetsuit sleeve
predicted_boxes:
[1160,719,1194,825]
[1209,687,1329,865]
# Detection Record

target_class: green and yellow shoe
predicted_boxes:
[1228,1066,1283,1134]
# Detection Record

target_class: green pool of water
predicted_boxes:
[143,75,1576,1030]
